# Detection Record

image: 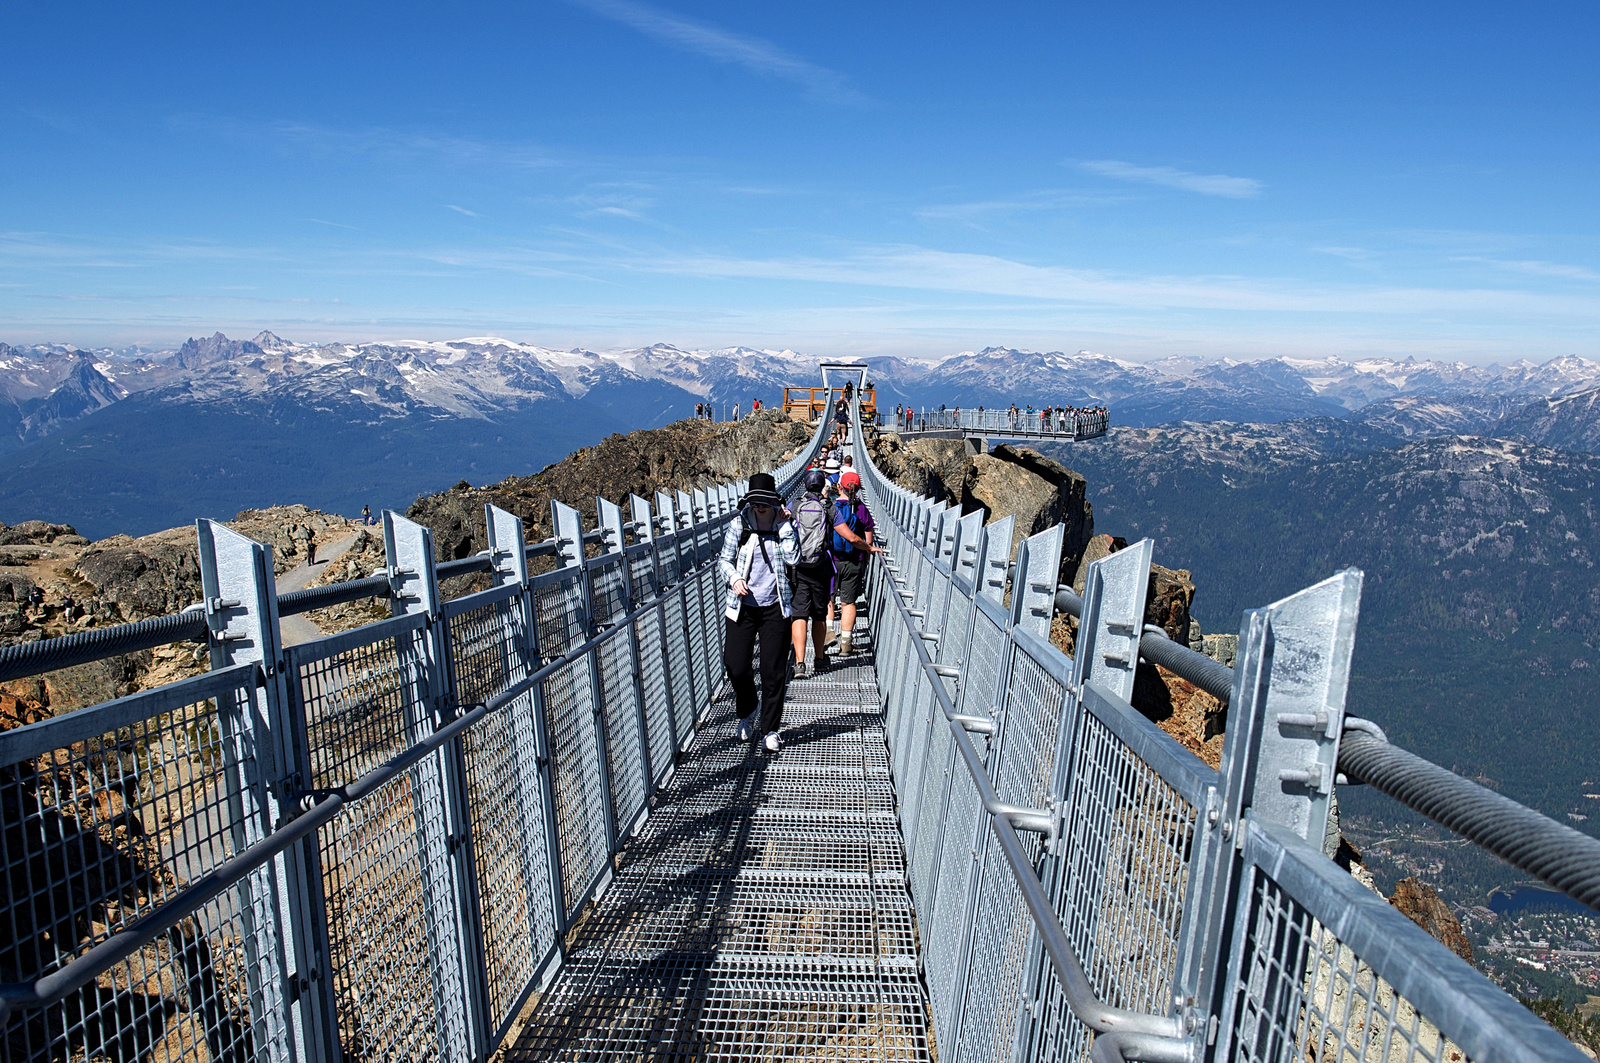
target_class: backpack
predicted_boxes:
[830,500,863,557]
[794,495,829,566]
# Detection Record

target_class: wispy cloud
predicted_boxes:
[308,217,360,230]
[566,0,867,106]
[446,204,480,218]
[916,189,1124,224]
[1078,160,1263,198]
[633,242,1600,318]
[1454,255,1600,283]
[171,113,568,170]
[1313,246,1374,261]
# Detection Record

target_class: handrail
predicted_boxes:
[1053,585,1233,703]
[861,385,1194,1055]
[0,538,739,1024]
[1062,579,1600,913]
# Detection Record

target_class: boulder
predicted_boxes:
[1146,564,1195,643]
[1071,534,1128,596]
[905,438,973,506]
[0,521,78,546]
[72,542,204,622]
[1389,878,1474,962]
[967,445,1094,575]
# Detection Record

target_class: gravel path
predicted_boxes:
[276,531,363,647]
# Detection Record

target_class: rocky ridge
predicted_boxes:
[863,424,1232,769]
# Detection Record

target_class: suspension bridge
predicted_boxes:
[2,369,1597,1063]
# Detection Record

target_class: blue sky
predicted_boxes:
[2,1,1598,362]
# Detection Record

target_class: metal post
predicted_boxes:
[602,495,654,803]
[551,499,618,851]
[194,519,320,1063]
[1071,539,1153,703]
[382,511,483,1061]
[484,504,565,967]
[1188,568,1365,1048]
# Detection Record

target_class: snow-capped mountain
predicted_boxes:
[4,332,1600,537]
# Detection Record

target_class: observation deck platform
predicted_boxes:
[509,623,933,1061]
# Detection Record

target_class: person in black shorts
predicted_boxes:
[788,468,834,679]
[828,471,879,656]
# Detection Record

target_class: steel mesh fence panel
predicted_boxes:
[315,755,472,1063]
[597,631,646,831]
[895,661,938,871]
[541,657,610,919]
[995,645,1064,836]
[685,569,711,720]
[443,587,557,1035]
[952,642,1068,1063]
[1229,870,1471,1063]
[964,607,1008,738]
[656,536,682,587]
[533,574,586,659]
[1037,711,1199,1063]
[589,557,629,631]
[908,677,954,917]
[1,671,290,1063]
[634,605,675,789]
[956,807,1035,1063]
[927,750,985,1046]
[664,589,697,748]
[626,546,659,608]
[294,618,426,791]
[445,587,526,708]
[459,690,557,1037]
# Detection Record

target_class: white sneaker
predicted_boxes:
[764,732,780,753]
[738,718,753,742]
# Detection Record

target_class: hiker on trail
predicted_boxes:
[361,504,372,525]
[828,471,879,657]
[788,468,835,680]
[719,472,800,753]
[732,402,741,421]
[695,402,703,420]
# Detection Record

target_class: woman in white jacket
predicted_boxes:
[718,472,800,751]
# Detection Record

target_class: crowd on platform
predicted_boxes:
[890,402,1110,435]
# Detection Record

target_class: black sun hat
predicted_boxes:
[739,472,785,508]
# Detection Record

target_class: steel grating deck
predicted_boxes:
[507,627,934,1061]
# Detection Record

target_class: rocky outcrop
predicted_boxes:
[862,432,949,500]
[967,444,1095,578]
[906,438,973,505]
[407,409,812,569]
[1389,877,1474,962]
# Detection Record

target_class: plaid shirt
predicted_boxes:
[718,514,800,621]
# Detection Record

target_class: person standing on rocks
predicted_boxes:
[719,472,800,752]
[828,471,879,657]
[788,468,835,680]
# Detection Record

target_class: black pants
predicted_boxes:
[724,601,790,733]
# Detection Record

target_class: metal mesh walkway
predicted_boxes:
[506,626,934,1061]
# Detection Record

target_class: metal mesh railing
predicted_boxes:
[8,390,1593,1063]
[1,667,287,1063]
[850,398,1590,1063]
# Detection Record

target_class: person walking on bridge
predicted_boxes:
[829,471,879,657]
[788,468,834,680]
[720,472,800,752]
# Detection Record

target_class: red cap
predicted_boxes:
[839,471,861,489]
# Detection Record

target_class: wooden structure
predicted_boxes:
[783,384,877,424]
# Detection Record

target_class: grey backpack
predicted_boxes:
[794,495,830,566]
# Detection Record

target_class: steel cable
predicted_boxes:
[1339,730,1600,913]
[0,611,208,683]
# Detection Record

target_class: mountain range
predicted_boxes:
[1045,422,1600,880]
[4,332,1600,537]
